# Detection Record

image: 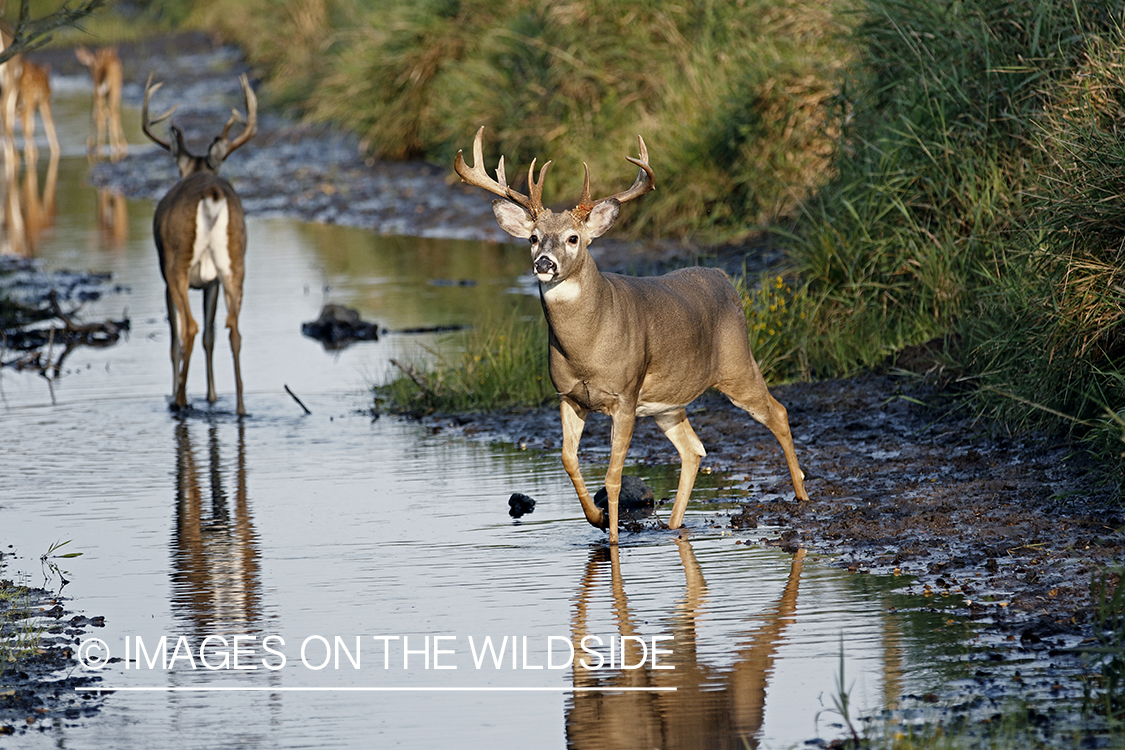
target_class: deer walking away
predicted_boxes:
[143,73,258,416]
[455,127,808,544]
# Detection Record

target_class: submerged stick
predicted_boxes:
[284,385,312,415]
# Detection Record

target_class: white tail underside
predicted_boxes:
[190,194,230,288]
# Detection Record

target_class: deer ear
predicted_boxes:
[492,199,535,239]
[586,199,620,238]
[207,138,230,170]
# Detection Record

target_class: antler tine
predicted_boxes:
[455,126,538,215]
[596,135,656,206]
[527,158,551,216]
[221,73,258,156]
[218,107,246,142]
[141,72,176,151]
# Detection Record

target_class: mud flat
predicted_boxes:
[0,572,107,738]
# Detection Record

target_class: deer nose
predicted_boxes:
[534,256,557,276]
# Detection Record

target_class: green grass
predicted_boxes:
[375,309,555,415]
[0,581,42,683]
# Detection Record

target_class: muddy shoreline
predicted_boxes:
[39,30,1125,734]
[0,572,107,737]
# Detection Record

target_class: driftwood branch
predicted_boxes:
[0,0,107,65]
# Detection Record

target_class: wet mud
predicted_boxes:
[0,577,107,737]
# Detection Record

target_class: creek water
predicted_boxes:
[1,85,975,748]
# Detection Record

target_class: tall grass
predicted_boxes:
[178,0,852,242]
[960,27,1125,491]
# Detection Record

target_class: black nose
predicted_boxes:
[534,256,557,275]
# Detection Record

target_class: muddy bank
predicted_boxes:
[41,32,755,274]
[0,573,107,737]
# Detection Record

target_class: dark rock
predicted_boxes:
[508,493,536,518]
[301,304,380,349]
[594,476,655,519]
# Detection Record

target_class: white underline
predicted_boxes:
[82,686,677,693]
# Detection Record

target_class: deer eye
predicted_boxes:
[567,235,579,245]
[529,235,539,245]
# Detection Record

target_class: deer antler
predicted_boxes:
[572,136,656,220]
[217,73,257,157]
[142,72,177,152]
[454,126,551,217]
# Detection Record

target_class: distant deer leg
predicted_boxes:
[655,410,706,529]
[108,87,126,161]
[723,378,809,502]
[604,409,637,545]
[202,280,219,403]
[561,398,603,528]
[222,278,245,416]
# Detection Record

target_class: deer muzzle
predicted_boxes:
[533,255,557,278]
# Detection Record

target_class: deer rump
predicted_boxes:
[153,173,246,289]
[542,266,757,417]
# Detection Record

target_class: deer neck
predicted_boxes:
[539,247,608,309]
[538,248,618,360]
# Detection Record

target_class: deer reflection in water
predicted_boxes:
[567,540,816,749]
[1,26,58,255]
[96,187,128,248]
[171,421,261,633]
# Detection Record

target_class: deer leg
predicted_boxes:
[166,284,197,410]
[108,96,126,162]
[605,409,637,545]
[654,409,706,529]
[20,106,38,168]
[561,398,603,528]
[223,280,245,416]
[87,97,101,160]
[723,378,809,502]
[202,280,219,403]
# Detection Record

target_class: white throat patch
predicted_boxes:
[541,276,582,304]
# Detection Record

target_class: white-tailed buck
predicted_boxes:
[76,45,126,162]
[143,73,257,416]
[455,127,808,543]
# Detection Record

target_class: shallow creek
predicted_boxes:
[1,85,981,749]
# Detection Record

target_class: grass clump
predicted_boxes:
[377,310,555,415]
[787,0,1116,376]
[737,272,812,383]
[961,27,1125,491]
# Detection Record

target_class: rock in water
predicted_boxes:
[301,304,380,349]
[508,492,536,518]
[594,476,655,515]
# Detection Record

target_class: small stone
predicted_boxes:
[508,493,536,518]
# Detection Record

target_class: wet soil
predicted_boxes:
[0,571,108,738]
[433,371,1125,735]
